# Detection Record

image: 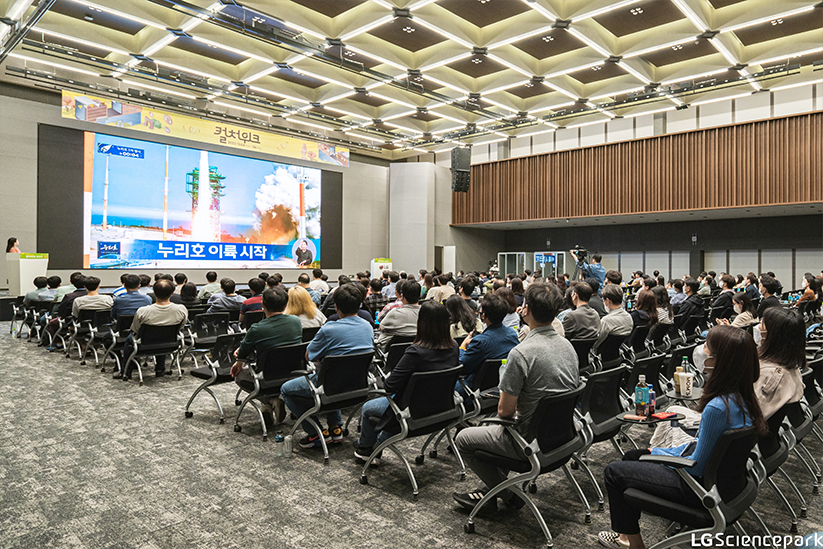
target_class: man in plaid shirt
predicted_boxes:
[365,278,390,319]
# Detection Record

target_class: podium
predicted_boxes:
[6,253,49,297]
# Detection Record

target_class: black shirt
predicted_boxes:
[757,295,781,318]
[295,248,313,266]
[710,290,734,311]
[676,294,705,327]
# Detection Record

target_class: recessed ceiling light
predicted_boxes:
[471,58,483,64]
[402,26,415,33]
[84,14,94,21]
[591,65,602,71]
[478,0,491,3]
[630,7,644,16]
[542,35,554,43]
[771,18,783,25]
[671,44,683,51]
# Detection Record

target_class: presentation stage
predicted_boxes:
[82,132,322,269]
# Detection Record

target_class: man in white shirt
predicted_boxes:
[309,268,330,294]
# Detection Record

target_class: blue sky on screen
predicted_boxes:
[90,133,320,235]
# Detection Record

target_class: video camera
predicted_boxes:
[573,245,587,262]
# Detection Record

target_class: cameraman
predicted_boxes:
[570,249,606,287]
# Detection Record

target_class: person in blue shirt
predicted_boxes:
[456,292,519,398]
[598,325,767,549]
[110,274,151,320]
[281,283,375,449]
[570,249,606,287]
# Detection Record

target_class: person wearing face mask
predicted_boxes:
[794,273,818,307]
[648,308,805,450]
[715,292,758,329]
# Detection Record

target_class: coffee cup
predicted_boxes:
[681,372,694,398]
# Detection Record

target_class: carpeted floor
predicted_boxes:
[1,322,822,549]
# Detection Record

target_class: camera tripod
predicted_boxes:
[572,257,589,281]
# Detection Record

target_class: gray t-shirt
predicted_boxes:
[206,293,246,313]
[131,303,188,333]
[72,294,114,318]
[499,325,580,436]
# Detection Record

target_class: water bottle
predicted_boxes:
[284,434,293,457]
[634,375,649,417]
[498,359,507,379]
[274,433,284,457]
[648,386,656,416]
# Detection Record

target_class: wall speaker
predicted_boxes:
[451,147,471,192]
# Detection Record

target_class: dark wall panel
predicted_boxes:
[320,171,343,269]
[37,124,85,269]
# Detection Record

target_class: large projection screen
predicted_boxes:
[38,125,343,270]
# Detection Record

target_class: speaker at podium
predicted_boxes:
[6,253,49,297]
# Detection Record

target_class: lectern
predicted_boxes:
[6,253,49,296]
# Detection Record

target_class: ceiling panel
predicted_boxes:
[437,0,531,28]
[511,28,587,60]
[640,38,718,67]
[734,8,823,46]
[446,54,509,78]
[289,0,366,19]
[593,0,685,37]
[566,62,628,84]
[368,18,447,52]
[50,0,145,35]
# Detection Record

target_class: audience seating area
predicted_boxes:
[4,266,823,549]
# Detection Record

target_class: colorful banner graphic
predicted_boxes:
[61,90,349,167]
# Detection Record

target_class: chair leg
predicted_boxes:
[185,379,224,421]
[610,437,626,457]
[343,403,363,437]
[429,428,449,458]
[797,442,822,481]
[812,423,823,445]
[747,508,772,537]
[766,476,799,533]
[445,428,467,481]
[384,443,420,500]
[732,522,747,537]
[777,467,808,518]
[234,388,243,406]
[571,453,605,511]
[791,446,820,493]
[417,431,440,463]
[562,463,591,524]
[246,400,268,441]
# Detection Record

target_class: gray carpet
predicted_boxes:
[1,323,821,549]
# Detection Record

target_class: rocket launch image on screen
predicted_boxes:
[83,132,321,269]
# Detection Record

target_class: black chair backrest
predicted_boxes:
[210,333,245,369]
[570,338,597,372]
[385,342,413,374]
[389,334,416,346]
[76,308,99,324]
[648,322,669,347]
[256,342,309,382]
[626,324,651,352]
[242,310,265,330]
[92,309,112,330]
[759,402,791,463]
[114,314,135,336]
[33,300,52,314]
[228,309,241,322]
[187,306,208,321]
[709,306,733,323]
[316,352,375,398]
[682,315,703,336]
[801,367,820,413]
[701,426,758,502]
[527,383,586,454]
[397,365,463,420]
[193,313,230,338]
[624,354,666,394]
[665,344,698,379]
[136,323,182,353]
[472,359,503,392]
[302,326,321,342]
[580,365,629,426]
[597,333,627,362]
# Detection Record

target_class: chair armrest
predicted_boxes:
[478,417,516,427]
[639,455,694,468]
[290,369,311,376]
[368,389,390,397]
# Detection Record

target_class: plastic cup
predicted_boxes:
[681,372,694,398]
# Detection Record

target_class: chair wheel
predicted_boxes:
[343,428,349,437]
[598,502,605,511]
[184,411,193,418]
[585,515,592,525]
[234,425,241,432]
[814,486,819,495]
[219,418,225,424]
[801,509,808,518]
[429,450,438,459]
[324,457,329,465]
[138,381,143,386]
[235,400,241,406]
[790,524,798,533]
[415,455,425,465]
[464,522,475,534]
[80,361,85,366]
[528,483,537,494]
[262,435,267,441]
[460,472,466,481]
[180,369,185,374]
[413,493,418,502]
[360,475,368,485]
[100,367,105,373]
[571,461,579,470]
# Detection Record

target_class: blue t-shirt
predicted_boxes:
[583,263,606,287]
[307,315,374,363]
[652,395,751,477]
[459,322,520,379]
[111,290,152,320]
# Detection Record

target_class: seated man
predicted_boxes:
[744,274,761,301]
[365,278,389,319]
[586,278,608,318]
[592,284,634,353]
[325,283,375,327]
[280,284,375,449]
[239,277,265,323]
[669,279,686,307]
[23,276,48,306]
[149,274,182,304]
[426,274,456,303]
[309,268,330,294]
[53,271,82,303]
[39,276,62,303]
[197,271,220,301]
[459,278,479,312]
[376,280,405,322]
[297,273,322,305]
[111,274,129,299]
[111,274,152,321]
[71,276,114,319]
[206,278,246,313]
[675,278,705,328]
[376,280,421,354]
[561,281,600,340]
[758,275,782,318]
[173,272,188,294]
[45,274,88,345]
[710,274,736,312]
[230,286,302,423]
[137,274,153,295]
[381,270,400,299]
[457,292,519,396]
[115,279,187,379]
[453,283,579,513]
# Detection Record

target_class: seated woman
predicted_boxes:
[795,273,818,307]
[179,282,201,308]
[444,294,483,340]
[599,325,767,549]
[651,285,673,325]
[352,300,458,462]
[716,292,758,329]
[630,289,658,327]
[285,286,326,328]
[495,287,520,330]
[650,306,805,449]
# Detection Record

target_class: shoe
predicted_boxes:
[329,425,344,443]
[453,490,497,515]
[155,370,166,378]
[271,397,286,424]
[299,430,332,449]
[598,532,630,548]
[353,442,381,466]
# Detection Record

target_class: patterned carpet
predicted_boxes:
[1,322,821,549]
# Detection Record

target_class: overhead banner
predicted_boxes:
[61,90,349,167]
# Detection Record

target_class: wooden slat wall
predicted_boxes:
[452,111,823,225]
